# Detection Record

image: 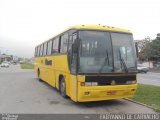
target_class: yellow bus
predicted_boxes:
[34,25,137,102]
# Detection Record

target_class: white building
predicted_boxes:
[0,54,13,63]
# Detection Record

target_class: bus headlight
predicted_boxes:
[82,82,98,86]
[91,82,98,86]
[85,82,92,86]
[132,80,137,84]
[126,80,136,84]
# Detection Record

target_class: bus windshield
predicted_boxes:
[111,33,136,72]
[79,31,136,73]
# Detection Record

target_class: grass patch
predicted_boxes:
[21,63,34,69]
[132,84,160,112]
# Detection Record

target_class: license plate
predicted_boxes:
[107,91,116,95]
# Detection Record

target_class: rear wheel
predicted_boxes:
[37,69,42,82]
[59,77,67,98]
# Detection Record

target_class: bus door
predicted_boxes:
[69,33,78,101]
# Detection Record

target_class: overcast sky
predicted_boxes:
[0,0,160,58]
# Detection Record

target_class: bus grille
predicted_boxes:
[85,75,136,86]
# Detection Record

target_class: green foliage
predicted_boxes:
[139,37,160,61]
[150,38,160,59]
[21,63,34,69]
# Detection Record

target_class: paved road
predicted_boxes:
[0,65,156,114]
[137,72,160,86]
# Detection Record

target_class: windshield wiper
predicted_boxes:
[119,50,128,73]
[98,50,109,74]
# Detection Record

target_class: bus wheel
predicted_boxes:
[60,77,67,98]
[37,69,42,82]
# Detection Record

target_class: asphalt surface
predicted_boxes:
[137,72,160,86]
[0,65,156,114]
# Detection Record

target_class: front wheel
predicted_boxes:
[59,77,67,98]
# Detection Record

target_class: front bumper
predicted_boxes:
[77,84,137,102]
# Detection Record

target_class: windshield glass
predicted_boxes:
[79,31,113,73]
[111,33,136,72]
[78,31,136,73]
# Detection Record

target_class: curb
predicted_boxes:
[124,98,155,110]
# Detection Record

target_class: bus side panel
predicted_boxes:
[53,55,70,91]
[52,55,78,100]
[47,68,56,87]
[40,57,46,81]
[70,75,78,102]
[44,56,56,87]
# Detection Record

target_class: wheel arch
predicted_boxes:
[58,74,65,90]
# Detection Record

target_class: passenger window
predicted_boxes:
[52,37,59,54]
[43,42,48,56]
[70,33,77,73]
[71,33,77,65]
[35,47,37,57]
[40,44,43,56]
[60,33,68,53]
[37,46,40,57]
[68,33,76,51]
[47,40,52,55]
[68,35,73,51]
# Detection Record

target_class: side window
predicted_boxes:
[40,44,43,56]
[43,42,48,56]
[68,35,73,51]
[52,37,59,54]
[73,33,77,40]
[60,33,68,53]
[71,33,77,65]
[35,47,37,57]
[37,46,39,57]
[39,45,41,56]
[47,40,52,55]
[70,33,77,73]
[68,33,77,50]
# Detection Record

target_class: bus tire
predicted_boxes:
[37,69,42,82]
[59,77,67,98]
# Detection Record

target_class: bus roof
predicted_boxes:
[70,25,131,33]
[36,25,132,47]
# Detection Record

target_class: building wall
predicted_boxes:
[0,54,13,63]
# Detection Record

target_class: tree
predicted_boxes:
[138,37,160,62]
[150,37,160,61]
[138,37,151,61]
